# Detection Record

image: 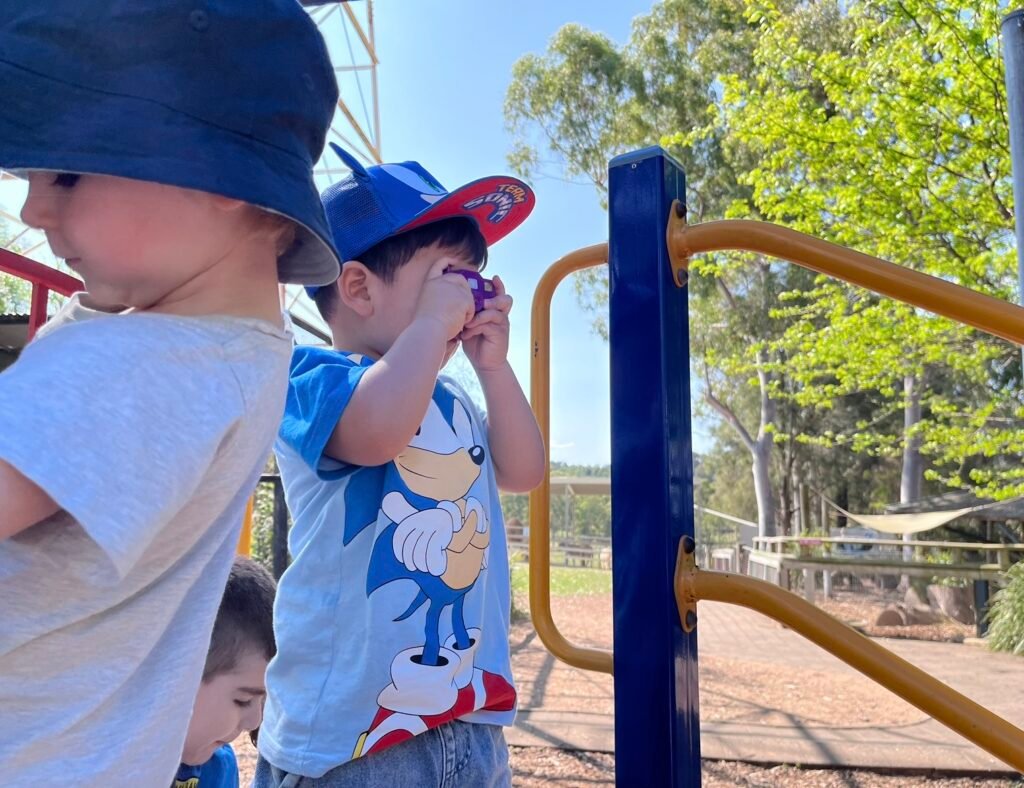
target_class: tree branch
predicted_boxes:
[703,361,756,452]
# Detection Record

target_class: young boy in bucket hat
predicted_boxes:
[254,145,545,786]
[0,2,340,785]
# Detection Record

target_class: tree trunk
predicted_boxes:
[703,350,777,538]
[751,439,776,538]
[779,444,793,537]
[753,353,777,538]
[900,373,924,586]
[900,374,924,503]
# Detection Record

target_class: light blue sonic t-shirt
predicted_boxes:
[260,346,516,778]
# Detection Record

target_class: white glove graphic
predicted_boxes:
[389,498,462,576]
[464,496,488,534]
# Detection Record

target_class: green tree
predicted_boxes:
[506,0,1023,539]
[506,0,818,536]
[723,0,1023,500]
[0,221,32,315]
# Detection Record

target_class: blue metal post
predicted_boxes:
[608,147,699,786]
[1002,10,1024,376]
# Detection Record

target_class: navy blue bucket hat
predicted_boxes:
[0,1,342,286]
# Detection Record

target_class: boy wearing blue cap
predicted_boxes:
[0,3,340,785]
[254,146,545,786]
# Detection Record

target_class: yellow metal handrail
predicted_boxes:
[669,214,1024,346]
[527,220,1024,770]
[674,539,1024,772]
[529,242,614,674]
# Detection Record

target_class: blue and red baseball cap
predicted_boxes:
[308,144,535,296]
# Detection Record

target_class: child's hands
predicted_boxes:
[414,258,475,341]
[460,275,512,373]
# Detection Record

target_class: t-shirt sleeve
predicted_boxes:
[277,346,370,480]
[0,318,244,577]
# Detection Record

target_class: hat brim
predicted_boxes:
[0,60,341,287]
[398,176,535,247]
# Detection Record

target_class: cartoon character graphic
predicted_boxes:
[341,383,515,759]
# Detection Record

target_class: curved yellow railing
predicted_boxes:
[669,213,1024,345]
[528,221,1024,766]
[529,242,614,675]
[674,539,1024,772]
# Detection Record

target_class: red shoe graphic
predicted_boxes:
[353,666,516,758]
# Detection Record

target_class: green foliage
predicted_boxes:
[0,272,32,316]
[925,549,970,588]
[724,0,1023,499]
[505,0,763,339]
[249,456,282,576]
[249,482,277,573]
[511,564,612,597]
[988,562,1024,655]
[0,221,32,316]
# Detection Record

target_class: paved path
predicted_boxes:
[506,601,1024,773]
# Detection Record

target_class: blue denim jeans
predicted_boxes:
[253,722,511,788]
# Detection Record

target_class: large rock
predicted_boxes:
[875,607,907,626]
[874,603,943,627]
[927,584,975,625]
[904,586,929,609]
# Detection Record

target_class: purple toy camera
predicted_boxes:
[454,269,496,313]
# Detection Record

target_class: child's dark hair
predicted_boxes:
[202,556,276,681]
[315,217,488,322]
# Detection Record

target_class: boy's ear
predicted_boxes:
[337,261,374,317]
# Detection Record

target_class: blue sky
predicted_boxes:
[370,0,713,464]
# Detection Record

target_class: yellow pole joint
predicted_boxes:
[674,536,698,634]
[666,200,689,288]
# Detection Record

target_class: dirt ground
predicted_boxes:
[535,590,942,728]
[233,737,1020,787]
[229,584,1011,786]
[508,746,1021,786]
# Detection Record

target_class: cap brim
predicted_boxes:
[398,176,535,247]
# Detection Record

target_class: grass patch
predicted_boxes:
[511,563,612,596]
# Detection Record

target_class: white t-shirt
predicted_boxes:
[0,295,292,786]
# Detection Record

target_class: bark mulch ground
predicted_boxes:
[229,583,1009,786]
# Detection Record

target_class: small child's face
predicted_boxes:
[181,649,268,766]
[20,172,260,310]
[366,243,479,365]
